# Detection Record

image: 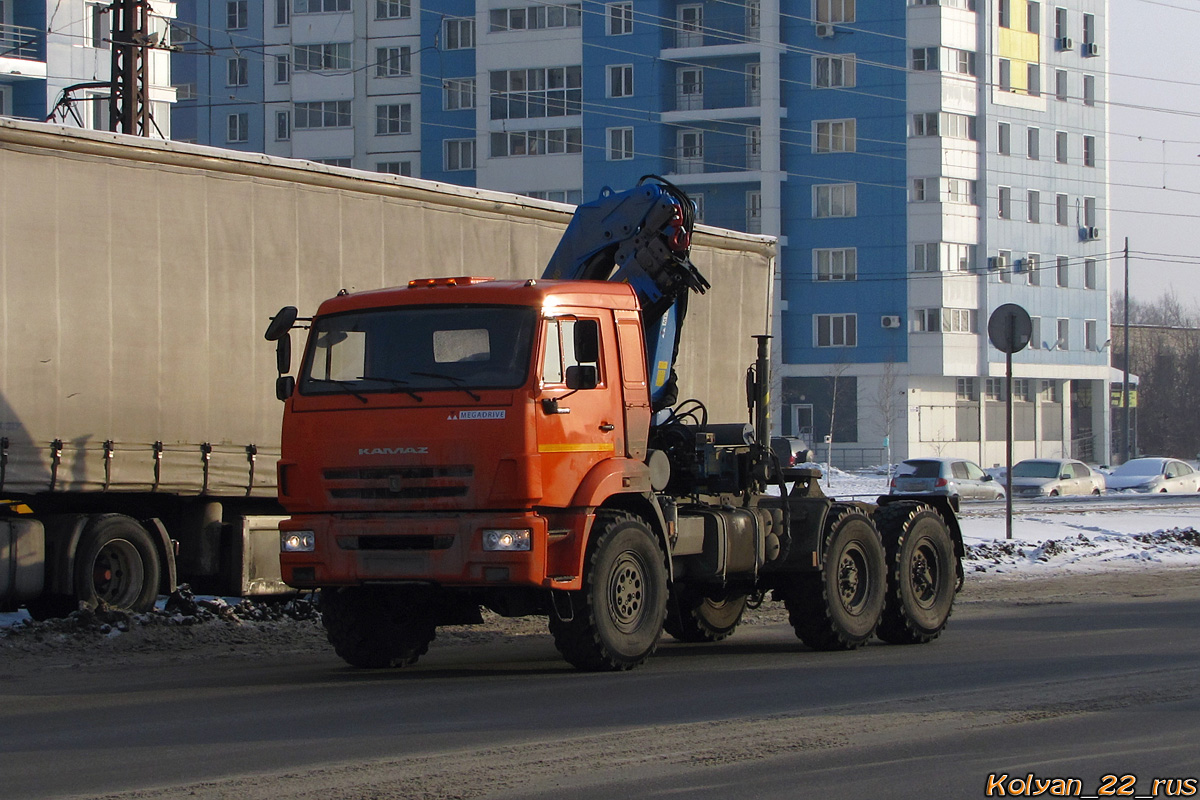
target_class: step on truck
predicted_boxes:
[269,178,964,671]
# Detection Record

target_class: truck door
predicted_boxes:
[536,314,619,507]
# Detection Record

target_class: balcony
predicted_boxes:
[0,24,46,78]
[668,142,763,182]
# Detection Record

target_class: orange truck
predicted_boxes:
[270,179,963,671]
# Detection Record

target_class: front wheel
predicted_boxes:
[874,503,957,644]
[549,512,668,671]
[782,508,886,651]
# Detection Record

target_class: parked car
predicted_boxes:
[1106,457,1200,493]
[771,436,814,469]
[890,457,1004,501]
[1009,458,1105,497]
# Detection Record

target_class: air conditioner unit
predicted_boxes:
[1012,258,1026,273]
[1056,36,1073,51]
[881,315,902,329]
[1083,42,1099,56]
[1086,226,1101,240]
[815,23,835,38]
[988,255,1007,270]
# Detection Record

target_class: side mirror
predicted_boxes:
[573,319,599,364]
[265,306,298,341]
[983,474,994,481]
[565,365,598,390]
[275,333,292,375]
[276,375,296,401]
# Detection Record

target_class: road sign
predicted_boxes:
[988,303,1032,354]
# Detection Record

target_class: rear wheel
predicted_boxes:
[549,512,668,671]
[782,508,885,651]
[664,590,747,643]
[73,515,161,614]
[874,503,957,644]
[321,586,437,668]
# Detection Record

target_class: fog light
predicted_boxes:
[482,529,531,551]
[281,530,316,552]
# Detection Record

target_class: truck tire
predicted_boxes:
[549,512,668,671]
[664,590,747,643]
[782,508,885,651]
[320,586,437,668]
[874,503,957,645]
[73,515,161,614]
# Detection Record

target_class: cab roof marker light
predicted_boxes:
[407,276,495,288]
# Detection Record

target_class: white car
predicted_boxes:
[1106,458,1200,493]
[1009,458,1106,498]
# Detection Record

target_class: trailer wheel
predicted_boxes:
[320,586,437,668]
[664,591,747,643]
[874,503,957,645]
[782,508,885,651]
[549,512,667,671]
[72,515,161,614]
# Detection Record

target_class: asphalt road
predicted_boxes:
[4,573,1200,800]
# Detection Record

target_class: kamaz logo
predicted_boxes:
[358,447,429,455]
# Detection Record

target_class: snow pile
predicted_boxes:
[964,527,1200,574]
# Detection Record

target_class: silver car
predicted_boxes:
[1010,458,1105,498]
[890,457,1004,501]
[1106,458,1200,493]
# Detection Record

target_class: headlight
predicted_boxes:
[281,530,316,552]
[482,529,532,551]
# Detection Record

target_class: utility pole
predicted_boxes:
[1122,237,1131,463]
[108,0,152,135]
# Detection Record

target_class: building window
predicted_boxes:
[814,119,856,153]
[1085,259,1097,289]
[1027,190,1040,223]
[1083,75,1095,106]
[1055,6,1068,39]
[815,248,857,281]
[1083,135,1096,167]
[677,67,703,110]
[747,0,761,37]
[985,378,1006,401]
[491,128,582,156]
[998,0,1010,27]
[1083,12,1095,44]
[1027,127,1040,160]
[275,54,291,84]
[490,66,582,120]
[313,158,352,167]
[375,46,412,77]
[1056,318,1069,350]
[376,103,412,135]
[998,122,1010,155]
[676,4,703,46]
[444,139,476,171]
[912,112,975,140]
[607,2,633,34]
[956,378,977,401]
[1056,193,1068,225]
[913,242,975,272]
[527,189,584,205]
[1085,319,1098,351]
[227,112,248,143]
[1027,63,1040,96]
[913,243,938,272]
[275,110,290,141]
[999,186,1012,219]
[376,0,411,19]
[813,56,856,88]
[443,17,475,50]
[275,0,290,25]
[945,178,977,205]
[677,129,703,173]
[607,127,634,160]
[914,309,940,333]
[815,314,857,348]
[294,43,352,72]
[1025,253,1041,285]
[227,0,248,30]
[443,78,476,110]
[1055,69,1068,101]
[910,46,975,76]
[294,100,352,129]
[1030,317,1042,349]
[996,249,1012,283]
[914,308,974,334]
[608,64,633,98]
[746,63,761,105]
[1056,130,1068,163]
[294,0,352,12]
[1084,196,1097,229]
[912,177,934,203]
[376,161,412,176]
[746,191,762,234]
[912,47,938,71]
[1056,255,1069,287]
[814,183,856,218]
[998,58,1011,91]
[815,0,855,24]
[227,57,248,87]
[747,126,762,169]
[1027,1,1041,33]
[1040,380,1059,401]
[490,4,583,32]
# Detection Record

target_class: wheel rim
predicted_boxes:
[909,537,941,610]
[608,550,647,633]
[91,538,145,607]
[836,543,871,616]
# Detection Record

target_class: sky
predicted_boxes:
[1108,0,1200,310]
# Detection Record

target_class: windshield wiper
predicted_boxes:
[411,371,481,402]
[310,378,368,404]
[358,376,424,402]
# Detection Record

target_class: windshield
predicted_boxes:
[300,305,537,396]
[1012,461,1061,479]
[1111,460,1164,477]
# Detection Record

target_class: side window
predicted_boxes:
[541,318,601,386]
[964,461,985,480]
[951,462,969,480]
[1072,463,1089,478]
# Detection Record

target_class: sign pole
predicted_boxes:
[987,303,1031,542]
[1006,348,1013,540]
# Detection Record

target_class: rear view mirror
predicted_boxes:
[265,306,298,341]
[276,375,295,401]
[565,365,598,390]
[275,333,292,375]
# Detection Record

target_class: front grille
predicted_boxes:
[338,534,455,551]
[324,465,474,502]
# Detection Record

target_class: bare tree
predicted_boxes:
[871,358,900,477]
[825,359,851,481]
